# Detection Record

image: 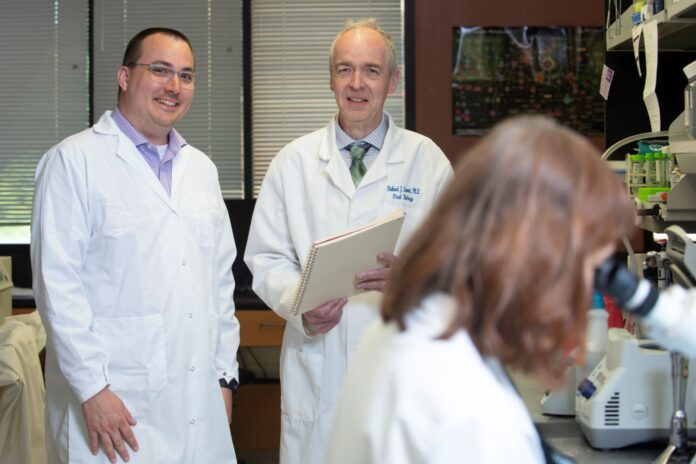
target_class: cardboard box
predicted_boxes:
[0,256,13,326]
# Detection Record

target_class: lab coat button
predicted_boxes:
[189,313,193,319]
[182,260,187,266]
[190,419,195,425]
[190,366,196,372]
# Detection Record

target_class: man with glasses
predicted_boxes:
[31,28,239,463]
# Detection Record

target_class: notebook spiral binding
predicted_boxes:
[290,246,319,316]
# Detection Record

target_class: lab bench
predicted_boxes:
[514,372,672,463]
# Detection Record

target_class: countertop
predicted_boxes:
[512,372,678,463]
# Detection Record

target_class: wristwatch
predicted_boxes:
[219,377,239,394]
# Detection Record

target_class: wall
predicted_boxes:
[413,0,606,161]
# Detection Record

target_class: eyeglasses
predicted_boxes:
[128,63,195,88]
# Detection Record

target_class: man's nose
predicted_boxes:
[350,70,363,89]
[164,73,181,92]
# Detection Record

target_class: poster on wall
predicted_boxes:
[452,26,605,136]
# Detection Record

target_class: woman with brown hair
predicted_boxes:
[325,115,636,463]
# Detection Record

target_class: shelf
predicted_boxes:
[636,212,696,232]
[667,0,696,19]
[636,174,696,232]
[605,5,634,50]
[668,112,696,156]
[606,0,696,51]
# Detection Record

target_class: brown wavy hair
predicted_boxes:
[382,115,636,380]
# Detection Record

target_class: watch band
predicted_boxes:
[219,377,239,393]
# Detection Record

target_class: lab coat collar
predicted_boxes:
[319,113,404,198]
[93,111,185,209]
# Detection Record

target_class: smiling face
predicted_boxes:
[117,33,194,144]
[330,27,399,140]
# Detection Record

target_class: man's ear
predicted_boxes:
[117,66,129,91]
[388,67,400,94]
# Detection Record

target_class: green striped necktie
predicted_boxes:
[349,141,371,186]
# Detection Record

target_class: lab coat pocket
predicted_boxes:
[97,202,135,236]
[92,314,168,392]
[180,192,220,248]
[280,349,322,422]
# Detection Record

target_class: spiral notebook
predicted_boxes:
[290,210,406,316]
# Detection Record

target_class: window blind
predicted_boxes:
[92,0,244,199]
[251,0,404,196]
[0,0,89,243]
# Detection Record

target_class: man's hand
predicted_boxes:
[354,252,397,292]
[81,387,139,463]
[302,298,348,334]
[221,388,233,424]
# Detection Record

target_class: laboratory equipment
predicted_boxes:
[654,225,696,462]
[540,365,577,416]
[541,293,610,417]
[575,328,696,449]
[684,60,696,140]
[591,225,696,459]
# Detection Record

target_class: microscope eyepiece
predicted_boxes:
[595,258,659,317]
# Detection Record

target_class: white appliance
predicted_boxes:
[576,328,696,449]
[540,365,577,416]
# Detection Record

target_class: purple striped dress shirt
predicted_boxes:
[111,108,187,196]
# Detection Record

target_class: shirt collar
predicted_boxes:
[335,113,389,150]
[111,107,187,154]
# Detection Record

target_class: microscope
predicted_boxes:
[594,225,696,462]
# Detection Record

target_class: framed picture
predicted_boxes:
[452,26,605,136]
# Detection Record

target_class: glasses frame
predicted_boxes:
[128,62,196,88]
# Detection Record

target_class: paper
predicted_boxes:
[642,20,660,132]
[632,24,643,78]
[600,65,614,101]
[290,210,405,316]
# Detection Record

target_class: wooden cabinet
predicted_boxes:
[232,382,281,452]
[234,310,284,453]
[237,309,285,347]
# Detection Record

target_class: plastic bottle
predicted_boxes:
[644,152,655,187]
[654,152,664,186]
[630,154,645,189]
[684,60,696,139]
[575,292,609,411]
[632,0,645,24]
[663,151,674,187]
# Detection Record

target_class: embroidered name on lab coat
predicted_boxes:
[387,184,421,204]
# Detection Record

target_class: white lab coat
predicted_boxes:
[244,113,453,464]
[31,111,239,464]
[326,293,546,464]
[643,285,696,356]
